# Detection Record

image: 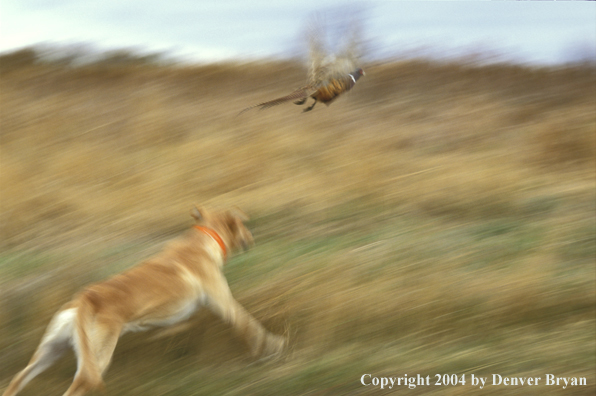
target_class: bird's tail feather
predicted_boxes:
[238,87,313,115]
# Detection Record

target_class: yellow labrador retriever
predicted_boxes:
[3,207,286,396]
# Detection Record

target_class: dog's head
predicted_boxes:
[191,206,254,256]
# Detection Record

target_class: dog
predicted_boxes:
[3,206,286,396]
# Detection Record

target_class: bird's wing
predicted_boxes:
[238,86,316,115]
[305,14,331,86]
[337,13,363,70]
[305,12,362,85]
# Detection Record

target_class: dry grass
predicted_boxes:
[0,57,595,395]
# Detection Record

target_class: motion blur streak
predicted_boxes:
[1,48,595,395]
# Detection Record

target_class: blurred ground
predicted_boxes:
[0,52,595,395]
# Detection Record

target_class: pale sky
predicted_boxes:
[1,1,595,64]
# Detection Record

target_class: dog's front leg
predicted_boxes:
[205,277,285,358]
[227,299,286,358]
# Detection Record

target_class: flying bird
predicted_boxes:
[240,15,365,114]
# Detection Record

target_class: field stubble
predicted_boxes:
[0,58,595,395]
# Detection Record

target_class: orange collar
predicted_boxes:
[194,226,227,260]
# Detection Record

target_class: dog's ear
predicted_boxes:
[230,206,249,222]
[191,206,204,222]
[226,207,250,233]
[226,207,254,251]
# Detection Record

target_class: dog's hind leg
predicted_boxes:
[62,297,105,396]
[3,308,74,396]
[93,318,123,376]
[61,311,123,396]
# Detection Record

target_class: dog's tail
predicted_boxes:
[68,293,105,394]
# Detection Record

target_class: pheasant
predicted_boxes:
[242,68,364,113]
[240,16,365,114]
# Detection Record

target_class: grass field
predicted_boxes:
[1,52,595,395]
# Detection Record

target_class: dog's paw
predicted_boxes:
[260,334,286,360]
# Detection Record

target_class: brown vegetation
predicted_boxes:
[1,52,595,395]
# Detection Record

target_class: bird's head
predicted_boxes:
[351,68,365,82]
